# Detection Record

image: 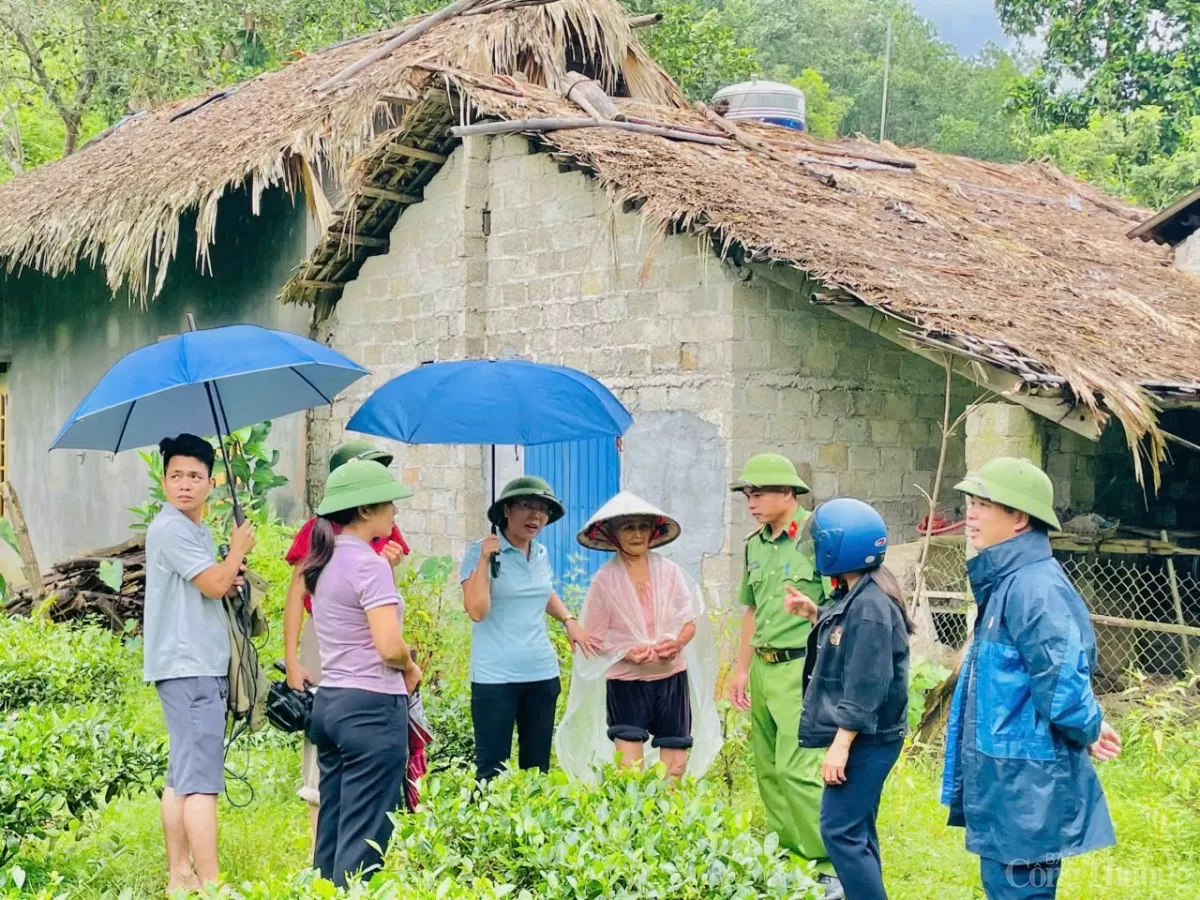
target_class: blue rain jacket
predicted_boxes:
[941,530,1115,864]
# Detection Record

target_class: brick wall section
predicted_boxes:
[315,135,1103,595]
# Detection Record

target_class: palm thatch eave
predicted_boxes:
[0,0,682,303]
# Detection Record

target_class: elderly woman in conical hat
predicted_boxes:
[556,492,722,781]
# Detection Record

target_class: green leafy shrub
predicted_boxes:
[0,705,166,865]
[384,767,820,899]
[0,619,133,710]
[907,656,951,731]
[396,554,458,678]
[424,677,475,774]
[189,768,817,899]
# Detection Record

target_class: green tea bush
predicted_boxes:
[0,705,166,865]
[189,768,817,900]
[0,618,133,710]
[384,767,820,899]
[424,677,474,773]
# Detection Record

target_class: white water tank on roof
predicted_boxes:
[712,75,807,132]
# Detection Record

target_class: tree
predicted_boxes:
[622,1,758,101]
[0,1,439,165]
[786,67,852,138]
[1023,107,1200,209]
[997,1,1200,137]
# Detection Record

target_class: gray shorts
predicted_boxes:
[156,676,228,795]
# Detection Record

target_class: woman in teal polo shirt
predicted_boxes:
[461,476,599,779]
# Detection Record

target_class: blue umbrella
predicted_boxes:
[53,314,368,521]
[347,359,632,573]
[346,359,631,445]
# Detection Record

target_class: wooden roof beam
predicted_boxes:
[360,185,423,204]
[386,143,448,164]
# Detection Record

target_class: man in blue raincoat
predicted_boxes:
[942,457,1122,899]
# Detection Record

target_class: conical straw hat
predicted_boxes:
[577,491,682,552]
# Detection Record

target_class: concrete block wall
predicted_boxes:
[1175,230,1200,275]
[316,134,1111,596]
[739,264,975,546]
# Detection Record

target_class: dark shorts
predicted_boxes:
[156,675,228,795]
[605,670,692,749]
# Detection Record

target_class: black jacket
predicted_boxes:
[798,571,910,748]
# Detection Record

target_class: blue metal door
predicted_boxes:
[523,437,620,599]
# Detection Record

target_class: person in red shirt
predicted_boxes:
[283,440,410,840]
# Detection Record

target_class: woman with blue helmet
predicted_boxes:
[785,498,913,900]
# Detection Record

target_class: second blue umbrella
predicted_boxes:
[347,359,633,574]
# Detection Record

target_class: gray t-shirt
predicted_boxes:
[143,503,229,683]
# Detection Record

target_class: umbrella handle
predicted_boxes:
[489,522,501,578]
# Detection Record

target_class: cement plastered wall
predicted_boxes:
[320,135,996,601]
[0,187,311,571]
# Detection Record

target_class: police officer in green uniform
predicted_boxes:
[728,453,841,899]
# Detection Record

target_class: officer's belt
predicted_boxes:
[754,647,806,664]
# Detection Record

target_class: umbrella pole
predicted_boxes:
[489,444,500,577]
[186,313,246,527]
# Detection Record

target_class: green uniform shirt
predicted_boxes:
[737,508,829,649]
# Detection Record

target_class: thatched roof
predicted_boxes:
[1,0,1199,474]
[0,0,682,299]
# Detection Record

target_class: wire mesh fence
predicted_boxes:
[909,536,1200,690]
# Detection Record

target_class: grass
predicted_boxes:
[11,694,1198,899]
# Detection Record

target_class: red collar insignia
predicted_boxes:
[787,520,799,539]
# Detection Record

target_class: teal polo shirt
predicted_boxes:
[459,535,560,685]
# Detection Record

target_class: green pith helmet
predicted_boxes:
[730,453,811,494]
[487,476,565,527]
[329,440,393,472]
[316,459,412,516]
[954,457,1061,531]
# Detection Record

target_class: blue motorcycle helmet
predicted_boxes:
[810,498,888,576]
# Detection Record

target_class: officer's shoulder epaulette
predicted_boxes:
[743,525,764,541]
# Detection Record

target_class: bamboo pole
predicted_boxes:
[1,481,44,599]
[702,108,793,163]
[1162,530,1193,664]
[629,13,663,28]
[450,117,734,146]
[913,358,954,614]
[316,0,484,93]
[1089,613,1200,639]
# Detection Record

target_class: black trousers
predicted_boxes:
[819,739,903,900]
[471,677,560,780]
[308,687,409,887]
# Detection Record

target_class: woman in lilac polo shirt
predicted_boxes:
[301,460,421,887]
[461,476,599,780]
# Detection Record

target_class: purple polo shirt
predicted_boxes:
[310,535,407,695]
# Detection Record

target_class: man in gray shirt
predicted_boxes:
[144,433,254,893]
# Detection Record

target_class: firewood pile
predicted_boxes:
[4,536,147,631]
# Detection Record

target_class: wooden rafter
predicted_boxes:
[360,185,423,204]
